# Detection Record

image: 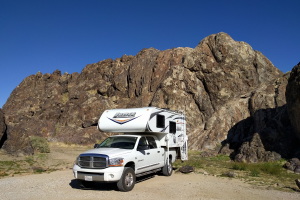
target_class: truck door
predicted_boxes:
[146,136,163,166]
[135,136,163,173]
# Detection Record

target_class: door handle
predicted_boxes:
[157,151,160,153]
[147,152,150,155]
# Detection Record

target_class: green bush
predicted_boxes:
[30,136,50,153]
[231,162,283,177]
[209,154,231,161]
[231,163,247,171]
[249,169,260,177]
[255,162,282,176]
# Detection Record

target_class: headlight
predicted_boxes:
[109,157,124,167]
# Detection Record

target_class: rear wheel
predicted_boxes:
[117,167,136,192]
[162,158,173,176]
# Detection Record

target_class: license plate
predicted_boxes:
[84,175,93,181]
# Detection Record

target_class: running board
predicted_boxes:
[136,168,161,177]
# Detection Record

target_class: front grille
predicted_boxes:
[78,154,109,169]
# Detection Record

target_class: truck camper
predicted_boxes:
[73,107,188,192]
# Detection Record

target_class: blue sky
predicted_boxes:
[1,0,299,108]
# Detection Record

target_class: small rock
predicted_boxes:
[284,158,300,173]
[203,171,209,175]
[273,183,278,187]
[284,161,296,171]
[273,183,283,187]
[294,166,300,174]
[223,171,237,178]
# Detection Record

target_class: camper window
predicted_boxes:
[169,121,176,134]
[156,114,165,128]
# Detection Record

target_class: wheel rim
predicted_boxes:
[125,172,134,187]
[167,159,173,174]
[168,163,172,174]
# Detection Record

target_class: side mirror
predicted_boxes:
[94,144,99,148]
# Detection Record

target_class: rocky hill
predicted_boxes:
[1,32,299,160]
[286,62,300,140]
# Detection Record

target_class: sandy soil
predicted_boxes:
[1,169,300,200]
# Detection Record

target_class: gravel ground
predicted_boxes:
[1,170,300,200]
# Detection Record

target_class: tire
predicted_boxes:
[162,158,173,176]
[117,167,136,192]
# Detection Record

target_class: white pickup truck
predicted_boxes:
[73,107,188,192]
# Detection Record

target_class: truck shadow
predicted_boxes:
[69,179,117,191]
[69,173,156,191]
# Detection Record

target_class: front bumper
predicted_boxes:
[73,164,124,182]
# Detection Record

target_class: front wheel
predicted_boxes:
[162,158,173,176]
[117,167,136,192]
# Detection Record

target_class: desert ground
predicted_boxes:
[1,143,300,200]
[1,169,300,200]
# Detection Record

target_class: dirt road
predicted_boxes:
[1,170,299,200]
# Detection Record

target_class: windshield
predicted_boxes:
[98,136,137,149]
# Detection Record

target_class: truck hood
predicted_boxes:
[79,148,133,158]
